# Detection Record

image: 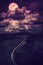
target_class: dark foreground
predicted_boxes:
[0,32,43,65]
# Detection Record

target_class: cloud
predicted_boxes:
[0,3,41,33]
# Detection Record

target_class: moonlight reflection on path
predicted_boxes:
[11,36,27,65]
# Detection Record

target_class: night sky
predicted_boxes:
[0,0,43,12]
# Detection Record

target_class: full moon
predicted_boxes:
[9,3,19,11]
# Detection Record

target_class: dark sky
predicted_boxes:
[0,0,43,12]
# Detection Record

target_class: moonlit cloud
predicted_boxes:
[0,2,41,33]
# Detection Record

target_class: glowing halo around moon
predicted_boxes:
[8,3,19,11]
